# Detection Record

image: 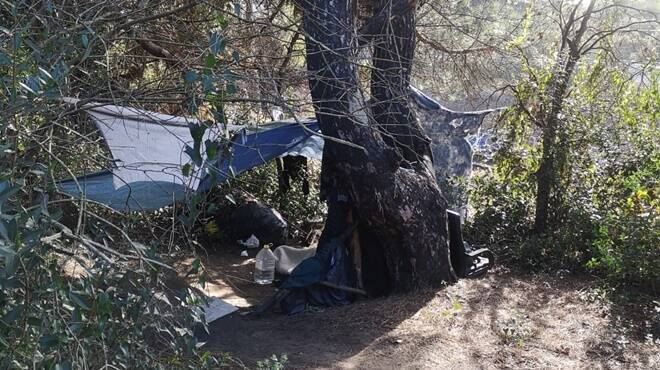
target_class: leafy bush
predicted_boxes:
[0,175,215,369]
[586,152,659,286]
[0,3,219,365]
[467,62,659,287]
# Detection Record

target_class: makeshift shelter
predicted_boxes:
[57,98,322,211]
[57,91,501,212]
[57,92,500,314]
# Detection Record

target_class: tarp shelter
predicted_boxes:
[56,93,501,314]
[57,99,322,211]
[57,91,501,211]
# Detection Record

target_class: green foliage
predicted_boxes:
[586,147,659,285]
[0,175,215,368]
[0,2,228,368]
[256,354,288,370]
[469,60,659,287]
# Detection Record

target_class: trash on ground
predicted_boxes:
[239,234,260,249]
[200,297,238,323]
[254,245,278,285]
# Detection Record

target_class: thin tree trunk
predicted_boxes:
[534,0,596,234]
[534,57,576,233]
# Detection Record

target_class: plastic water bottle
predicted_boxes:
[254,245,277,285]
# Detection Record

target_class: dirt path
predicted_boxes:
[196,266,658,369]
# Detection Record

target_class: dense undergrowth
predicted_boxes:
[467,65,659,290]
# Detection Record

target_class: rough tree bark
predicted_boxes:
[370,0,434,173]
[296,0,456,292]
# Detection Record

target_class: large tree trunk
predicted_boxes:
[296,0,456,292]
[370,0,433,174]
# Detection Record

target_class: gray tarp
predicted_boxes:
[57,99,321,211]
[57,99,239,210]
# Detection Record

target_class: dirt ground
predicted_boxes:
[177,249,659,369]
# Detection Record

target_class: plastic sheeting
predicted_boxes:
[197,120,321,191]
[57,90,502,212]
[57,170,189,211]
[56,99,322,211]
[410,87,505,216]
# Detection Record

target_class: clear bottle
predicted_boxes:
[254,245,277,285]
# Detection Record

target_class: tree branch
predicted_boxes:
[115,1,202,32]
[415,30,492,55]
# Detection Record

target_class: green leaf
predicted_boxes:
[186,258,200,276]
[205,140,217,160]
[0,221,9,241]
[39,334,59,349]
[0,243,16,258]
[1,305,23,324]
[182,163,191,177]
[185,145,202,167]
[69,291,91,311]
[0,51,10,65]
[204,53,216,70]
[120,344,130,358]
[215,12,229,29]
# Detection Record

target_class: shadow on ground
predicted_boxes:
[172,248,658,369]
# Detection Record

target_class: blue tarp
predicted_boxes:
[57,92,502,212]
[198,120,321,192]
[57,170,189,210]
[56,99,323,211]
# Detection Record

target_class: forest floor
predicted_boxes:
[175,249,659,370]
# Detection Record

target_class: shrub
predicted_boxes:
[467,64,659,288]
[0,176,215,369]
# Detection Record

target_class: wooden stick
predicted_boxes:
[319,281,367,296]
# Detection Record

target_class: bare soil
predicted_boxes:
[177,249,659,369]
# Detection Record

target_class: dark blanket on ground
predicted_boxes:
[279,195,355,315]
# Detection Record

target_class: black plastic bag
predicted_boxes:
[229,201,288,245]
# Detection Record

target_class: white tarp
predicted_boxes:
[58,98,242,210]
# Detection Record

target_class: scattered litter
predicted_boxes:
[200,297,238,323]
[238,234,260,249]
[254,245,277,285]
[240,250,248,257]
